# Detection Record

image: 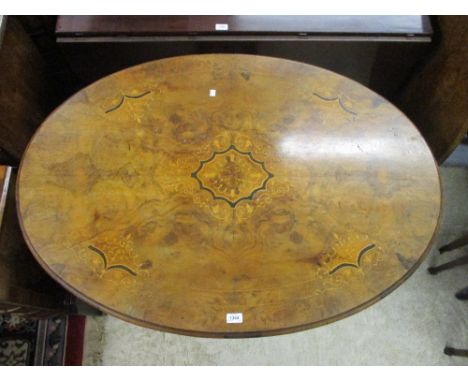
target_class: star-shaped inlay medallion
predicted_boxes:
[191,145,273,207]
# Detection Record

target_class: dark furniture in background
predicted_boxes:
[0,16,75,166]
[55,15,432,102]
[398,16,468,163]
[0,16,50,165]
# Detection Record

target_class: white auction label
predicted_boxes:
[209,89,216,97]
[215,23,229,31]
[226,313,243,324]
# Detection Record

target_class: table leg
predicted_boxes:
[455,285,468,300]
[439,233,468,253]
[428,252,468,274]
[444,346,468,357]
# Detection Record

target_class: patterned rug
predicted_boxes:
[0,314,68,366]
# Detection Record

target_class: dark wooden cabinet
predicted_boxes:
[55,16,433,101]
[398,16,468,163]
[56,15,432,36]
[0,17,50,165]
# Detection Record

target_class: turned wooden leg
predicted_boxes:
[428,252,468,274]
[455,285,468,300]
[444,346,468,357]
[439,233,468,253]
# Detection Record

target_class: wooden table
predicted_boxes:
[17,54,441,337]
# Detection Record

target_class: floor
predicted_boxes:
[82,163,468,366]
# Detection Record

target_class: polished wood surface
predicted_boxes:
[17,54,441,337]
[56,16,432,36]
[399,16,468,163]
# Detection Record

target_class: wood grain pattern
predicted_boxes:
[17,54,441,337]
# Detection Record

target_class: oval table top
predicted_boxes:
[18,54,441,338]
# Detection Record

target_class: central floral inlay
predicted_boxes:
[191,145,273,208]
[212,156,244,195]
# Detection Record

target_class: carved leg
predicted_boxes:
[439,233,468,253]
[428,252,468,274]
[455,286,468,300]
[444,347,468,357]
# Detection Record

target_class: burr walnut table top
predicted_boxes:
[17,54,441,337]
